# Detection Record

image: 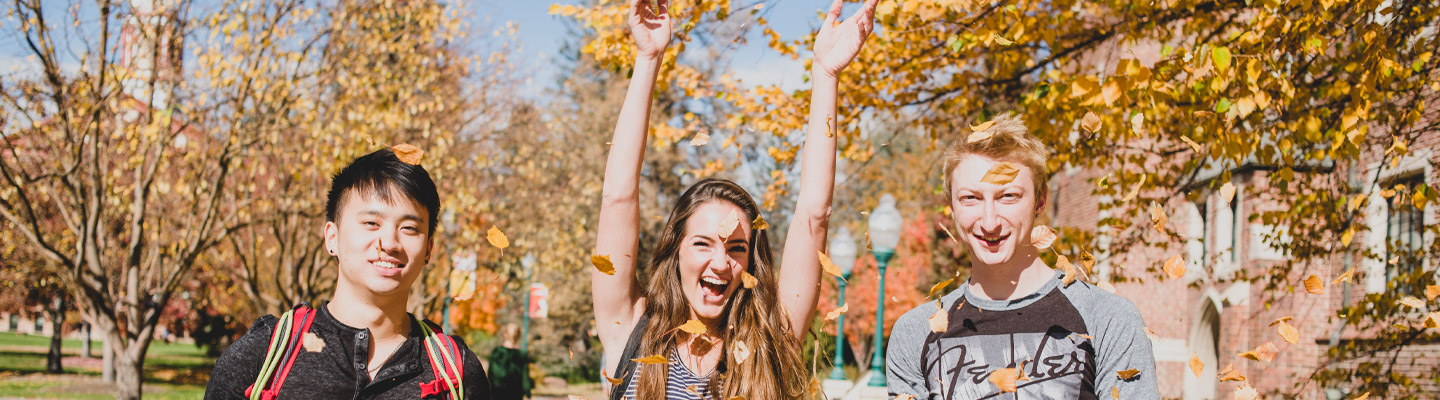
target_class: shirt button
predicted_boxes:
[357,332,367,339]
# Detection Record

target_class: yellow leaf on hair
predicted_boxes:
[487,226,510,249]
[741,270,758,288]
[1080,111,1102,133]
[752,215,769,230]
[1163,254,1186,279]
[591,254,616,275]
[969,119,997,134]
[980,162,1021,186]
[1304,274,1325,294]
[928,302,948,333]
[733,340,751,365]
[632,354,669,364]
[988,367,1019,392]
[1030,225,1057,249]
[391,143,424,165]
[825,304,849,321]
[818,251,845,281]
[677,319,707,335]
[967,130,994,143]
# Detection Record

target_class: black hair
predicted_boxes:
[324,148,441,234]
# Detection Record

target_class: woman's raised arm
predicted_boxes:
[777,0,879,340]
[593,0,672,366]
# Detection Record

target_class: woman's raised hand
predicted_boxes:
[628,0,672,60]
[812,0,880,78]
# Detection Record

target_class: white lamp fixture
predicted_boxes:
[830,227,858,277]
[868,194,903,251]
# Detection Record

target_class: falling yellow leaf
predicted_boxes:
[1116,369,1140,380]
[717,209,741,239]
[1332,267,1356,285]
[391,143,424,165]
[1150,203,1167,234]
[1220,182,1236,205]
[1424,312,1439,329]
[928,301,948,333]
[690,132,710,146]
[591,254,616,275]
[928,278,955,298]
[1188,352,1203,378]
[1354,392,1371,400]
[732,340,751,365]
[937,221,959,246]
[1111,387,1119,399]
[1122,175,1147,202]
[1233,384,1259,400]
[1340,228,1356,246]
[752,215,769,230]
[1239,342,1278,362]
[449,269,477,301]
[988,367,1019,392]
[677,319,707,335]
[487,226,510,249]
[684,385,700,395]
[1425,285,1440,301]
[1304,274,1325,295]
[600,369,623,386]
[1218,364,1246,381]
[1276,320,1300,344]
[1398,296,1426,309]
[740,270,758,288]
[1163,254,1186,279]
[992,33,1014,46]
[1080,111,1102,133]
[1058,255,1077,287]
[632,354,669,364]
[981,162,1022,185]
[818,251,845,281]
[1079,251,1096,274]
[1179,136,1202,152]
[1030,225,1057,249]
[825,304,849,321]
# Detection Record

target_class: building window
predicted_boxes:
[1385,175,1426,284]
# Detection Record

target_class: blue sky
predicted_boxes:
[486,0,852,98]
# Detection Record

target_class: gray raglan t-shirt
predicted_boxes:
[886,270,1160,399]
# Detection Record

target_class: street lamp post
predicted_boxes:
[520,254,536,354]
[828,227,858,380]
[866,194,903,387]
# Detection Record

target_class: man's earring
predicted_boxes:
[328,249,336,255]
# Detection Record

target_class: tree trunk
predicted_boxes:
[114,337,151,400]
[46,308,63,373]
[102,335,115,382]
[82,323,92,359]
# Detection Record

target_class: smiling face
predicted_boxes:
[949,154,1044,269]
[325,188,433,298]
[676,201,752,322]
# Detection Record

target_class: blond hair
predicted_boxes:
[941,113,1051,201]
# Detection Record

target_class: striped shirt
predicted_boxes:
[621,350,712,400]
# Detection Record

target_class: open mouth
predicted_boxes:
[372,260,405,277]
[974,234,1009,248]
[700,277,729,300]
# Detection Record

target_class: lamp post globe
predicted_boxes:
[866,194,902,387]
[827,227,857,380]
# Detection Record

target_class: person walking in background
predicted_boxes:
[488,324,531,400]
[588,0,879,397]
[885,115,1160,399]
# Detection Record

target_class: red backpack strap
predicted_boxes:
[245,304,317,400]
[418,319,465,400]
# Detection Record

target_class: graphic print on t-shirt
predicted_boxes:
[919,289,1098,400]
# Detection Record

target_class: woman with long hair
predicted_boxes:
[592,0,878,398]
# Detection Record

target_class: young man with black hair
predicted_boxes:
[206,148,490,399]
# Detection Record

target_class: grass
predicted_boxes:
[0,332,212,399]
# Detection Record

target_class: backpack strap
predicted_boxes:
[418,319,465,400]
[608,313,650,400]
[246,303,317,400]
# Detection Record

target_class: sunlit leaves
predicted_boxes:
[591,254,616,275]
[1275,320,1301,344]
[1080,112,1102,133]
[487,226,510,249]
[1426,285,1440,301]
[825,303,849,321]
[1304,274,1325,295]
[818,251,845,281]
[1398,297,1425,309]
[980,162,1021,186]
[1210,47,1232,74]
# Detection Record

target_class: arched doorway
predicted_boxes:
[1183,299,1220,400]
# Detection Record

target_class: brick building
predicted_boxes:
[1047,134,1438,398]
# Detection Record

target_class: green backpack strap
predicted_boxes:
[418,319,465,400]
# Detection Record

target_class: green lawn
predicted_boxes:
[0,332,212,399]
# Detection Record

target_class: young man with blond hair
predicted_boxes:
[886,114,1159,399]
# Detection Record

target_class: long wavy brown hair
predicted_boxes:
[633,178,808,400]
